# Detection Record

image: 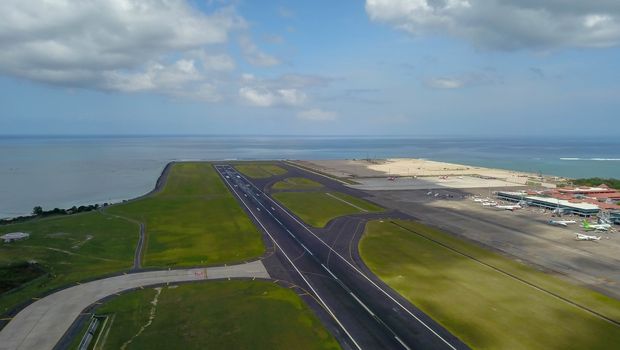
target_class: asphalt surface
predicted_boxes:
[216,163,468,350]
[0,261,269,350]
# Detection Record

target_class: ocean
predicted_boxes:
[1,135,619,219]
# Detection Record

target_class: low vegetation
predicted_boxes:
[0,262,45,294]
[359,219,620,350]
[0,212,137,315]
[273,191,383,227]
[106,162,264,267]
[0,204,104,225]
[73,281,340,350]
[572,178,620,190]
[272,177,324,191]
[1,162,266,316]
[235,163,288,178]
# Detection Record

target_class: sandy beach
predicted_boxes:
[295,158,561,188]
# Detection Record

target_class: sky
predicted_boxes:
[0,0,619,136]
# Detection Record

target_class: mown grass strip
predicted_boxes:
[359,219,620,350]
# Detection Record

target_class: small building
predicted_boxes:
[1,232,30,243]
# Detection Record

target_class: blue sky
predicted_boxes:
[1,0,619,136]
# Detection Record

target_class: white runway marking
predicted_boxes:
[325,192,368,212]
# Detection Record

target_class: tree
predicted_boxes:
[32,206,43,216]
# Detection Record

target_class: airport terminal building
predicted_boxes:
[497,191,601,217]
[497,184,620,220]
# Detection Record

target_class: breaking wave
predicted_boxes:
[560,157,620,161]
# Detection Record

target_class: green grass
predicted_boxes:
[235,163,288,178]
[0,262,45,294]
[106,162,264,268]
[74,281,340,350]
[272,177,324,191]
[0,212,137,314]
[359,219,620,350]
[273,191,383,227]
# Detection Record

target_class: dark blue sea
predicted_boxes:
[1,135,619,218]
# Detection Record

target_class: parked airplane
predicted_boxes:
[575,233,601,241]
[582,220,612,232]
[482,201,498,207]
[548,220,577,227]
[496,204,521,211]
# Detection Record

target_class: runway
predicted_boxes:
[215,164,468,350]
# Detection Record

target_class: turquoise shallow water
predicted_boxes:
[1,135,619,218]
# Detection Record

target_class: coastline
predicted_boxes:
[0,162,173,222]
[1,135,619,218]
[1,156,616,221]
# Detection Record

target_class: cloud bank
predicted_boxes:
[0,0,245,99]
[365,0,620,50]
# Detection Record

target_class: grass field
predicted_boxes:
[272,177,324,191]
[74,281,340,350]
[106,162,264,267]
[235,163,288,178]
[273,191,383,227]
[359,219,620,350]
[0,212,137,314]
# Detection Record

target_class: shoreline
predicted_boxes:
[1,157,616,222]
[0,162,173,222]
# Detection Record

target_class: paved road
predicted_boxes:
[216,164,468,350]
[0,261,269,350]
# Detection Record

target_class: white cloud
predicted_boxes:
[103,59,222,101]
[0,0,245,97]
[424,71,501,89]
[365,0,620,50]
[177,83,221,102]
[103,59,196,92]
[239,36,280,67]
[239,87,275,107]
[237,73,331,107]
[426,78,464,89]
[297,108,338,121]
[239,87,306,107]
[278,89,307,105]
[199,53,236,72]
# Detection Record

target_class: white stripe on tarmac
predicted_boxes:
[350,292,375,317]
[234,169,458,350]
[321,264,339,280]
[218,168,363,350]
[325,192,368,212]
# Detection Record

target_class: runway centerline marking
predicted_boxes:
[216,166,363,350]
[230,166,458,350]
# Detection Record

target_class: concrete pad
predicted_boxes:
[349,176,522,191]
[0,260,269,350]
[206,261,270,280]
